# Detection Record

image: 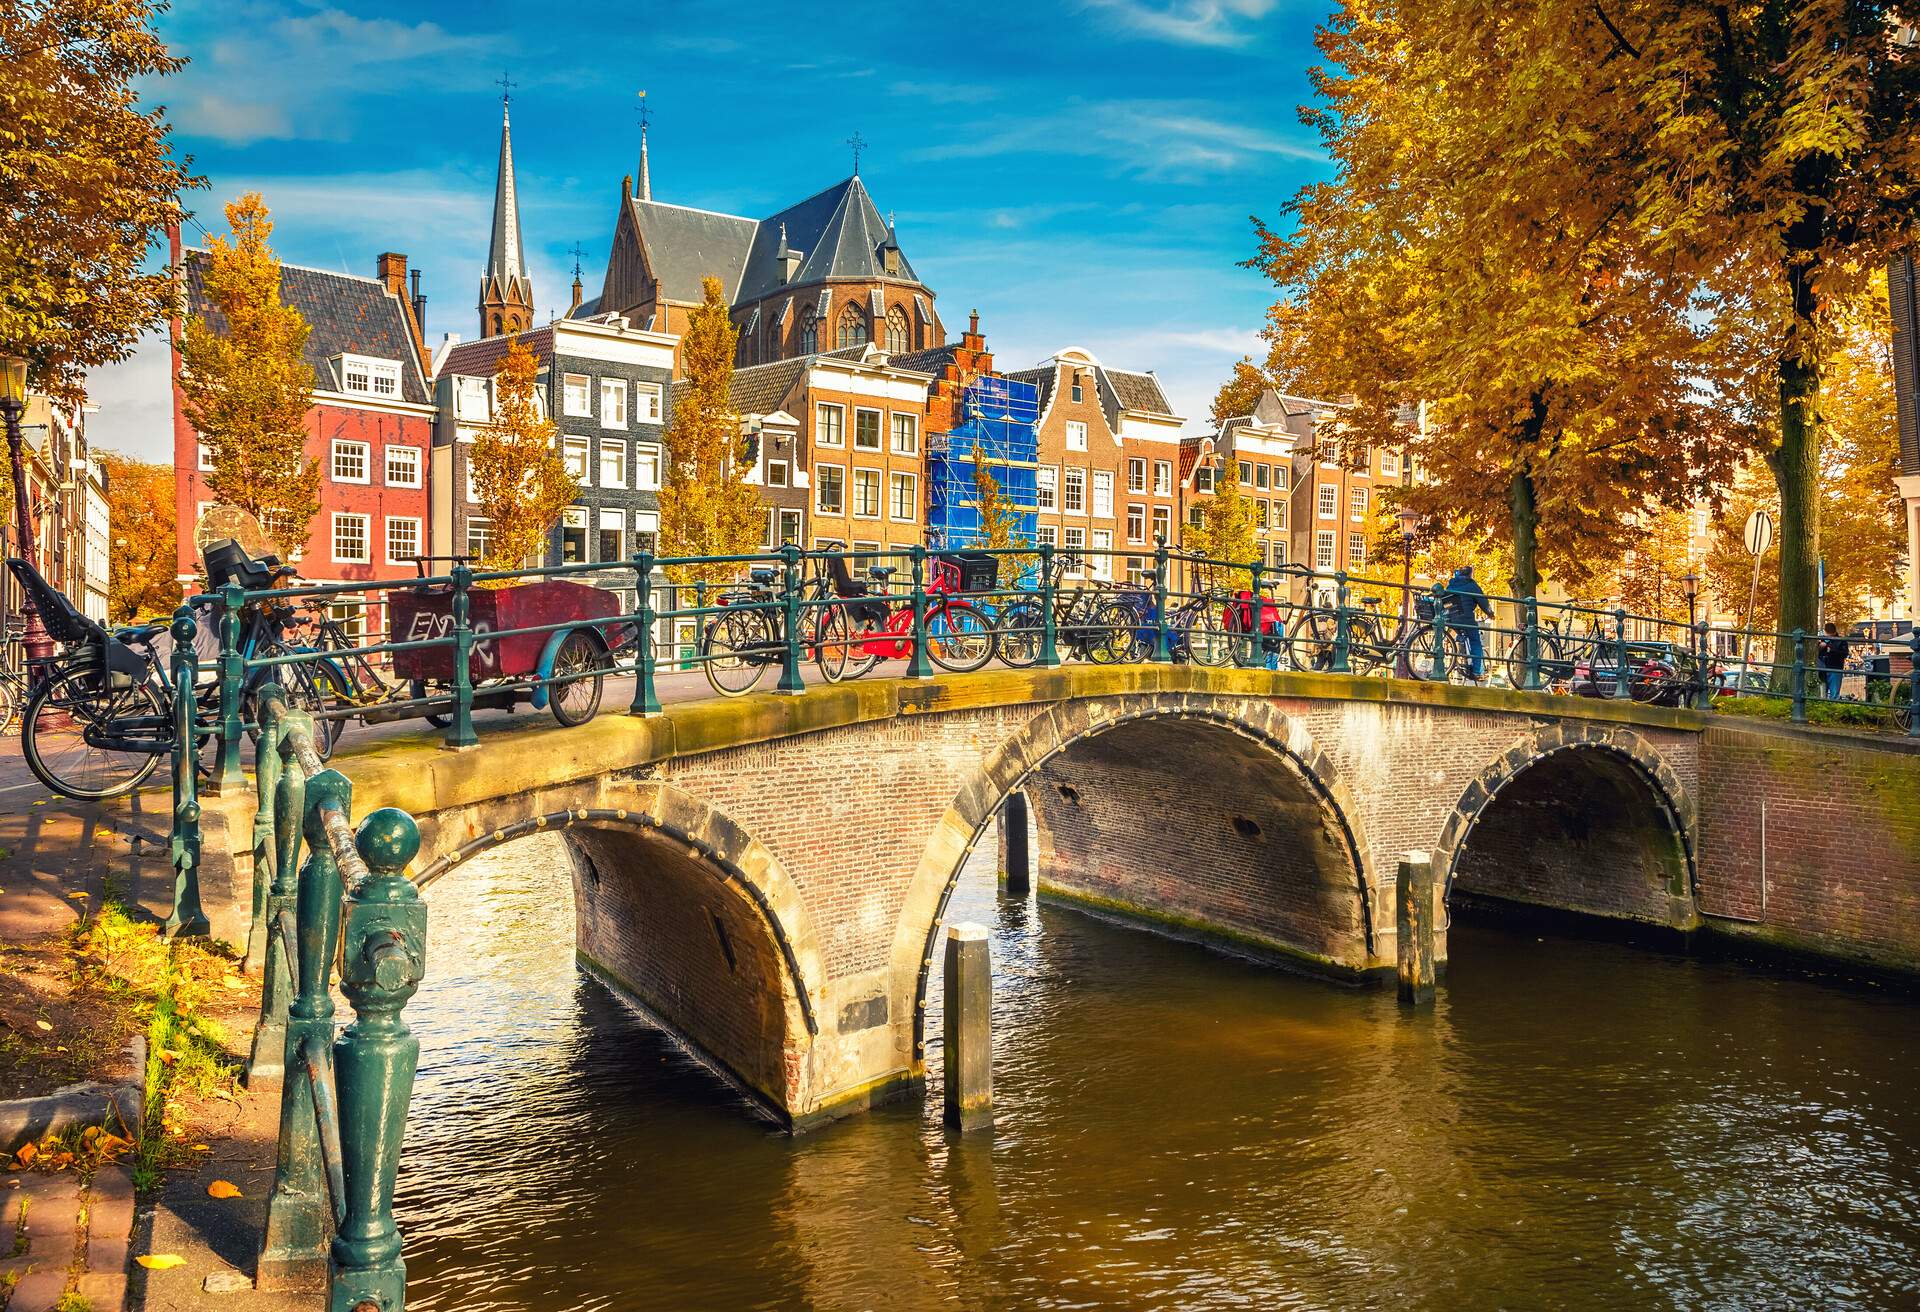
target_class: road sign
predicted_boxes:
[1744,508,1774,557]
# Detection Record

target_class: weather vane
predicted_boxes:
[496,71,516,106]
[568,242,587,279]
[846,130,867,174]
[636,89,652,131]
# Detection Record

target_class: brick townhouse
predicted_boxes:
[171,239,435,640]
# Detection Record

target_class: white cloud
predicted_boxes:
[85,331,175,465]
[1080,0,1279,48]
[910,98,1319,181]
[176,94,295,146]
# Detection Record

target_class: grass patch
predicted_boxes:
[1715,693,1906,731]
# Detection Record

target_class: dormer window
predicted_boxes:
[1071,374,1084,403]
[341,354,400,397]
[456,376,490,420]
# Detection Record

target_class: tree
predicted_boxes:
[1187,465,1257,588]
[468,336,575,575]
[970,461,1037,582]
[1609,505,1699,625]
[177,194,319,550]
[1,0,198,404]
[1252,0,1754,603]
[1210,358,1268,427]
[658,276,763,586]
[99,453,177,621]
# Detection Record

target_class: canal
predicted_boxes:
[396,835,1920,1310]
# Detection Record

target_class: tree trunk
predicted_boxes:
[1507,463,1540,601]
[1771,351,1822,644]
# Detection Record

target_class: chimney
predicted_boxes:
[968,308,980,338]
[376,252,408,295]
[569,273,584,314]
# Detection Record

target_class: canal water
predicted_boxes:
[396,835,1920,1311]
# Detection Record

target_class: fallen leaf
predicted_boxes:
[220,976,246,991]
[189,1143,209,1152]
[67,891,89,901]
[34,1021,51,1032]
[14,1143,37,1165]
[206,1180,242,1199]
[137,1254,187,1270]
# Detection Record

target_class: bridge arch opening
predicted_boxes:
[1443,742,1695,934]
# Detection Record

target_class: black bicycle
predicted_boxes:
[997,556,1134,667]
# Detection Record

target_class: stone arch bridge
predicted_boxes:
[199,665,1920,1130]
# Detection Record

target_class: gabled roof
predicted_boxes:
[889,343,959,378]
[1105,368,1175,417]
[184,251,431,405]
[630,175,925,308]
[437,326,556,380]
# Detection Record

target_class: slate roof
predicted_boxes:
[1106,368,1175,417]
[437,326,556,380]
[631,175,925,307]
[183,251,430,405]
[889,343,959,379]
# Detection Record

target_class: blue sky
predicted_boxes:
[88,0,1334,461]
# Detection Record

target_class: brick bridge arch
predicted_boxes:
[887,692,1376,1059]
[1431,723,1700,933]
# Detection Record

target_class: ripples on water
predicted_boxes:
[397,834,1920,1311]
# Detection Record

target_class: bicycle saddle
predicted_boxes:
[748,568,777,585]
[113,622,168,646]
[869,566,897,581]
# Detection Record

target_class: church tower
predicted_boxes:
[478,92,534,338]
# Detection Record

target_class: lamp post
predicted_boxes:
[1394,506,1420,678]
[0,355,53,668]
[1681,571,1699,631]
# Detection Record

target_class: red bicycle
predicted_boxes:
[815,553,997,681]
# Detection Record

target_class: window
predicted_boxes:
[1090,530,1113,580]
[1127,458,1146,493]
[1195,463,1215,493]
[561,507,588,563]
[385,516,421,565]
[1188,504,1204,529]
[342,355,399,397]
[1379,449,1401,478]
[1063,468,1086,513]
[598,508,624,562]
[1320,438,1339,467]
[633,510,659,553]
[563,374,592,416]
[1239,461,1253,484]
[891,413,917,454]
[1272,499,1287,531]
[889,472,916,521]
[816,465,845,514]
[1152,506,1170,544]
[1270,539,1288,568]
[1037,525,1057,548]
[885,307,910,354]
[800,315,819,354]
[197,443,214,472]
[1317,483,1338,518]
[331,439,369,484]
[332,513,369,564]
[1315,530,1336,570]
[816,404,844,448]
[1255,500,1269,530]
[326,595,365,645]
[564,437,590,484]
[466,517,493,561]
[600,379,627,428]
[852,468,880,518]
[1065,421,1088,452]
[1255,463,1269,490]
[599,440,627,489]
[854,408,882,450]
[1272,464,1288,492]
[1351,487,1368,521]
[635,444,661,491]
[1071,376,1084,403]
[1348,532,1367,567]
[1037,466,1057,511]
[635,382,663,423]
[1153,461,1172,496]
[1063,526,1086,568]
[836,305,869,350]
[1126,504,1146,545]
[385,445,421,487]
[765,458,789,488]
[1092,471,1113,518]
[457,376,490,420]
[772,508,802,547]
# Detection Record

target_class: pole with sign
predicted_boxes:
[1741,509,1773,681]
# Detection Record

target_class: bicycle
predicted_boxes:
[998,557,1134,667]
[816,552,998,682]
[701,552,849,697]
[1501,608,1612,687]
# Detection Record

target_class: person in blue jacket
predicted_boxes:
[1443,565,1495,681]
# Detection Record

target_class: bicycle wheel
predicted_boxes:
[928,601,996,674]
[1502,632,1561,688]
[0,675,17,735]
[409,679,451,729]
[703,609,773,697]
[549,630,607,726]
[1346,615,1391,675]
[1183,604,1233,667]
[1084,603,1137,665]
[816,604,881,683]
[1285,607,1336,672]
[22,668,166,800]
[996,602,1042,668]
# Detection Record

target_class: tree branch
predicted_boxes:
[1591,3,1641,59]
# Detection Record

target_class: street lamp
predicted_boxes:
[1394,506,1420,677]
[1681,571,1699,629]
[0,354,52,668]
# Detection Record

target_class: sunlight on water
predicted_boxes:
[397,833,1920,1310]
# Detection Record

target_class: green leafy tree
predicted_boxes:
[177,194,319,551]
[658,276,763,586]
[468,336,576,575]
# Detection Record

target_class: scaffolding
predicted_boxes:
[927,374,1040,548]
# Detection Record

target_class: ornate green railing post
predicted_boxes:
[259,768,351,1290]
[1790,629,1808,722]
[328,808,426,1312]
[212,582,247,794]
[1331,571,1352,674]
[1693,621,1713,711]
[1906,630,1919,738]
[1150,539,1172,663]
[1612,608,1631,700]
[1037,542,1059,669]
[776,543,806,694]
[245,684,283,970]
[629,549,661,715]
[166,606,210,938]
[445,563,478,749]
[248,704,310,1083]
[907,545,934,679]
[1522,598,1542,691]
[1428,583,1449,682]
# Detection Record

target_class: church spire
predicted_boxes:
[636,91,652,201]
[479,78,534,338]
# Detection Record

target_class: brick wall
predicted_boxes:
[1697,722,1920,972]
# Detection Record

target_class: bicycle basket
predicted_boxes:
[937,551,998,593]
[1414,594,1436,622]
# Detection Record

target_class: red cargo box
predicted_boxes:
[389,580,622,682]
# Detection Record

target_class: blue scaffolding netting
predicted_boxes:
[927,375,1040,548]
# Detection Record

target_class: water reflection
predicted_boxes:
[397,833,1920,1310]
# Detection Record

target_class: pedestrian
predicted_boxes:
[1817,621,1849,700]
[1442,565,1495,681]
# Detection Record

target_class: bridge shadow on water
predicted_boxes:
[394,830,1920,1312]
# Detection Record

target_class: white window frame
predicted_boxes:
[564,436,591,485]
[1037,465,1058,511]
[851,467,881,519]
[1315,529,1336,570]
[341,354,399,397]
[331,512,369,564]
[600,378,628,429]
[563,374,593,417]
[1063,467,1086,515]
[816,403,845,448]
[1348,532,1367,568]
[853,407,883,451]
[633,510,660,549]
[889,471,917,522]
[1379,449,1401,478]
[197,442,214,472]
[384,515,421,566]
[1126,504,1145,545]
[1153,460,1172,496]
[456,376,490,421]
[1091,470,1113,519]
[815,463,846,515]
[1090,529,1113,580]
[384,445,422,488]
[1273,464,1289,492]
[598,439,627,489]
[891,412,918,455]
[1350,486,1368,522]
[560,506,589,564]
[1317,483,1338,519]
[330,439,369,485]
[1270,539,1289,568]
[1128,458,1146,492]
[771,507,803,547]
[1195,463,1215,493]
[1065,420,1088,452]
[634,443,662,491]
[1036,525,1057,549]
[634,382,663,423]
[765,457,789,488]
[597,507,625,562]
[1151,505,1170,544]
[466,516,493,561]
